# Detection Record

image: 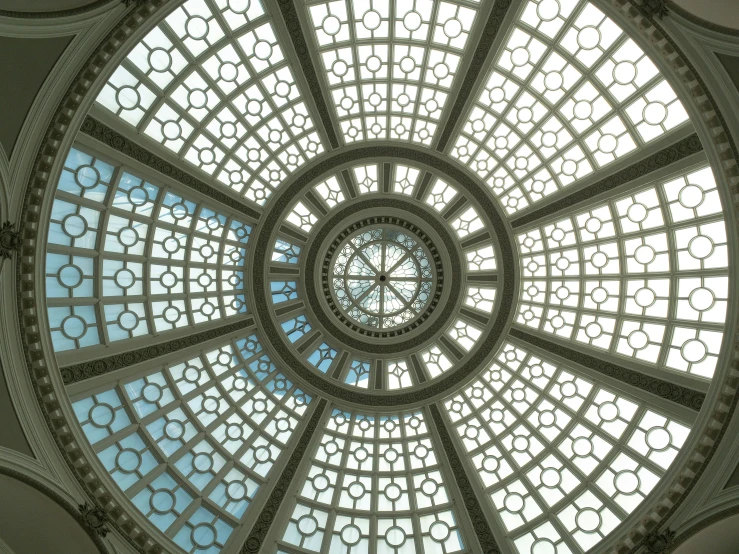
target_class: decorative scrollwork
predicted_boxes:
[643,528,677,553]
[78,502,110,538]
[0,221,20,260]
[640,0,669,19]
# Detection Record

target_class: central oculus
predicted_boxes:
[329,225,436,330]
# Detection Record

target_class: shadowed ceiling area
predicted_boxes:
[0,35,72,156]
[0,475,100,554]
[0,0,108,13]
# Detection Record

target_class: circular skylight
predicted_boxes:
[21,0,736,553]
[329,224,436,330]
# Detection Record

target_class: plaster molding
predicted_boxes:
[665,407,739,529]
[0,139,9,217]
[0,446,59,493]
[659,23,739,154]
[678,488,739,532]
[674,404,739,533]
[665,1,739,38]
[0,310,68,484]
[0,11,109,38]
[667,505,739,553]
[2,6,124,219]
[0,0,119,21]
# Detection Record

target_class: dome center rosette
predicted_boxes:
[325,220,441,337]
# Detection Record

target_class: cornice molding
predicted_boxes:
[667,505,739,553]
[0,1,117,19]
[0,465,110,554]
[665,1,739,38]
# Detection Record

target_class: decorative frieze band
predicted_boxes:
[510,328,705,410]
[79,116,261,221]
[240,398,328,553]
[60,316,255,384]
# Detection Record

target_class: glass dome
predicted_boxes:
[24,0,735,553]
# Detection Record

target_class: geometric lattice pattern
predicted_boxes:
[444,342,690,554]
[95,0,324,205]
[515,164,726,379]
[451,0,689,215]
[306,0,480,145]
[72,335,311,550]
[40,0,728,553]
[280,408,467,552]
[46,146,251,355]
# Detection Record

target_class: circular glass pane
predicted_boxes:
[330,226,436,330]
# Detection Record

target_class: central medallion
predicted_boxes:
[332,225,434,329]
[323,218,443,338]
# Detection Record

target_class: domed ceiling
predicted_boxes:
[22,0,736,553]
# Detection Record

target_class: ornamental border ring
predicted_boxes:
[303,201,460,353]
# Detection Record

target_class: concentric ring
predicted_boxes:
[250,146,517,405]
[305,199,461,353]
